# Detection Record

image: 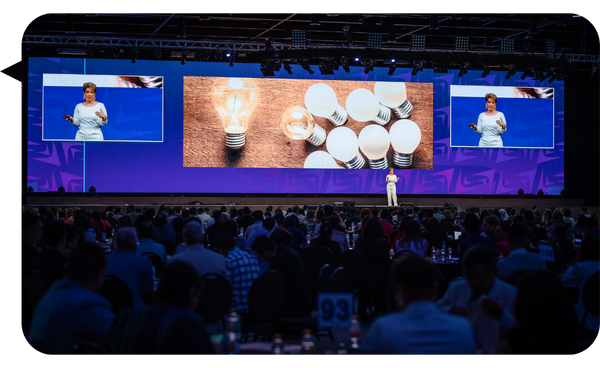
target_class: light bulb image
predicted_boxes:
[389,119,421,169]
[358,124,391,169]
[346,88,391,126]
[303,151,342,169]
[325,127,365,169]
[374,81,413,119]
[280,106,326,146]
[304,83,348,126]
[211,77,260,149]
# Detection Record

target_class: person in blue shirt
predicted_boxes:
[28,243,115,353]
[135,220,167,264]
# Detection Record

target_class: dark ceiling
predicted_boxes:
[22,13,599,72]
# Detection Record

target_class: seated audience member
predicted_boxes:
[458,214,494,261]
[394,219,429,257]
[108,261,213,354]
[196,207,210,224]
[106,228,154,311]
[328,215,349,251]
[436,246,517,353]
[561,236,600,332]
[90,210,106,236]
[28,244,115,353]
[497,223,547,281]
[246,217,276,250]
[126,205,141,225]
[379,209,395,243]
[363,255,477,354]
[310,221,343,259]
[168,221,226,277]
[222,219,247,250]
[75,213,101,244]
[236,207,254,233]
[481,215,500,244]
[585,217,599,240]
[562,207,576,227]
[215,230,261,314]
[135,221,167,264]
[283,214,308,253]
[493,222,511,258]
[33,220,67,283]
[512,215,539,247]
[244,210,264,240]
[496,270,586,354]
[302,210,318,236]
[260,228,311,317]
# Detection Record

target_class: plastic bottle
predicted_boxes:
[441,241,446,263]
[448,245,453,260]
[272,333,285,354]
[389,247,395,259]
[306,234,311,245]
[240,227,244,237]
[226,308,241,337]
[348,315,362,351]
[300,329,315,358]
[431,246,437,262]
[226,330,239,354]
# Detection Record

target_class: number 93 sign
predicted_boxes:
[317,293,353,328]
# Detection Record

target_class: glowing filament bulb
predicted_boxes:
[304,83,348,126]
[346,88,391,126]
[374,81,413,119]
[211,77,260,148]
[389,119,421,168]
[358,124,391,169]
[325,127,365,169]
[280,106,326,146]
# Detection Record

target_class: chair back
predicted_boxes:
[196,273,232,325]
[157,239,176,256]
[141,252,165,279]
[23,271,51,314]
[300,246,322,285]
[100,274,134,314]
[318,246,337,268]
[327,267,347,293]
[581,271,600,324]
[312,264,333,310]
[506,269,534,286]
[247,270,286,322]
[337,250,366,288]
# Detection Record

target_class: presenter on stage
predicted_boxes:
[63,82,108,141]
[386,167,399,207]
[468,93,506,147]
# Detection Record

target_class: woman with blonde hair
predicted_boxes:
[63,82,108,141]
[468,93,507,147]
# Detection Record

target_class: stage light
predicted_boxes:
[154,48,162,58]
[319,61,335,75]
[86,45,95,56]
[180,50,188,65]
[389,119,421,169]
[211,78,260,149]
[112,47,121,58]
[537,189,544,198]
[131,47,138,64]
[283,62,293,74]
[454,36,469,51]
[342,24,353,46]
[548,70,558,83]
[228,52,234,67]
[411,60,423,76]
[367,32,383,49]
[346,88,391,126]
[481,64,491,78]
[411,35,426,50]
[534,67,547,81]
[215,50,223,61]
[260,61,276,76]
[374,81,413,119]
[326,127,365,169]
[341,56,350,73]
[298,60,314,75]
[304,151,342,169]
[58,186,65,194]
[304,83,348,126]
[89,186,96,195]
[505,65,516,79]
[388,61,396,75]
[458,62,469,77]
[358,124,391,169]
[280,106,326,146]
[27,186,34,194]
[433,62,448,73]
[521,67,535,80]
[292,30,306,46]
[500,38,514,53]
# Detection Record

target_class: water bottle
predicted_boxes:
[389,248,395,259]
[225,308,241,350]
[448,246,453,260]
[351,223,356,233]
[441,241,446,263]
[306,234,311,245]
[346,234,351,246]
[300,329,316,354]
[226,330,239,354]
[240,227,244,237]
[431,246,437,262]
[272,333,285,354]
[349,315,362,352]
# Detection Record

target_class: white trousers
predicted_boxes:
[387,183,398,207]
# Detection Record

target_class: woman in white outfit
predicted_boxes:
[468,93,507,147]
[63,82,108,141]
[386,167,399,207]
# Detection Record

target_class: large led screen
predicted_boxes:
[25,57,565,195]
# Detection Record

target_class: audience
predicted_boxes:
[496,223,547,281]
[363,255,477,354]
[135,221,167,264]
[28,243,114,353]
[394,219,429,256]
[168,221,226,277]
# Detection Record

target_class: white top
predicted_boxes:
[475,111,506,147]
[386,174,398,187]
[70,102,108,141]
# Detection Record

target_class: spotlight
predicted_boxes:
[454,36,469,51]
[433,62,448,73]
[89,186,97,195]
[548,70,558,83]
[388,61,396,76]
[319,60,335,75]
[283,62,293,74]
[112,47,121,58]
[260,61,276,76]
[534,68,547,81]
[180,49,188,65]
[292,30,306,46]
[58,186,65,194]
[354,57,360,62]
[481,64,491,78]
[298,60,314,75]
[411,34,426,50]
[505,65,516,79]
[520,67,534,80]
[215,49,223,60]
[86,45,95,56]
[362,59,374,74]
[500,38,514,53]
[411,60,423,76]
[265,37,273,53]
[228,52,234,67]
[153,48,162,58]
[27,186,34,194]
[131,47,138,64]
[458,62,469,77]
[341,56,350,73]
[367,32,383,49]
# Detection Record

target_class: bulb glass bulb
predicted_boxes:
[374,81,413,119]
[326,127,365,169]
[304,151,341,169]
[280,106,326,146]
[389,119,421,168]
[304,83,348,126]
[211,77,260,148]
[346,88,391,125]
[358,124,391,169]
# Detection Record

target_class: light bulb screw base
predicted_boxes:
[391,99,413,119]
[367,157,388,169]
[306,125,326,146]
[225,132,246,149]
[394,151,413,168]
[327,106,348,126]
[372,105,392,126]
[344,154,365,169]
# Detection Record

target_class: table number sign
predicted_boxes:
[317,293,353,328]
[538,244,555,262]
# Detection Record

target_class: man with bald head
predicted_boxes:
[168,221,227,277]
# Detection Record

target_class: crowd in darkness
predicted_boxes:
[21,203,599,354]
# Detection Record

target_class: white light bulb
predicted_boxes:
[346,88,391,126]
[358,124,391,169]
[303,151,342,169]
[389,119,421,169]
[374,81,413,119]
[325,127,365,169]
[280,106,326,146]
[304,83,348,126]
[211,77,260,148]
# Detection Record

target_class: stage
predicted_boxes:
[22,195,590,213]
